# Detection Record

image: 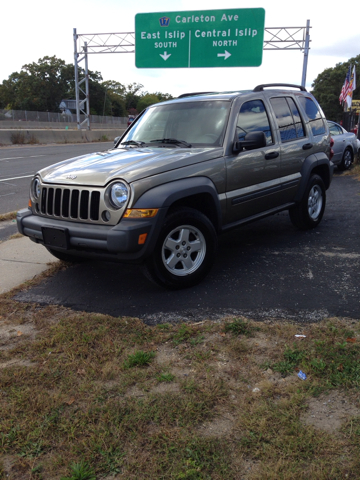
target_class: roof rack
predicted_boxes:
[177,92,218,98]
[253,84,307,92]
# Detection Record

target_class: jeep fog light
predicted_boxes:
[102,211,111,222]
[109,182,129,209]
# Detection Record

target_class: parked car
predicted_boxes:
[17,84,333,289]
[127,116,135,126]
[327,120,358,170]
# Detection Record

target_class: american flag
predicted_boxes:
[346,66,357,108]
[339,65,351,104]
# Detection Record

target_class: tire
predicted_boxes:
[289,174,326,230]
[338,148,353,171]
[45,247,86,263]
[143,207,217,289]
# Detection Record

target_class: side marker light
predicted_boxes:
[138,233,148,245]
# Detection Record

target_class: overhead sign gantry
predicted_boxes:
[74,12,311,130]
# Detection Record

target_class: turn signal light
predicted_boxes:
[124,209,158,218]
[28,199,32,208]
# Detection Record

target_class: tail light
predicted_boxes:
[329,137,334,161]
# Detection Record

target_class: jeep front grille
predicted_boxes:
[39,187,101,221]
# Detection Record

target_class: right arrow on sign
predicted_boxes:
[217,51,231,60]
[160,52,171,61]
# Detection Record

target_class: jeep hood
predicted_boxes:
[38,146,223,186]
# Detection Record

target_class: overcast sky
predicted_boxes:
[1,0,359,98]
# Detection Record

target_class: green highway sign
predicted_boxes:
[135,8,265,68]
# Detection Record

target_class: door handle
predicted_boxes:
[302,143,313,150]
[265,152,279,160]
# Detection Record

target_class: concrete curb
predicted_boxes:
[0,236,58,294]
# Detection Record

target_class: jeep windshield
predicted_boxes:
[118,100,230,148]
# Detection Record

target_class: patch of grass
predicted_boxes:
[0,211,17,222]
[272,345,305,375]
[172,323,195,345]
[123,350,155,368]
[1,305,360,479]
[270,322,360,387]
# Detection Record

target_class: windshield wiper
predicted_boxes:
[121,140,146,147]
[150,138,192,148]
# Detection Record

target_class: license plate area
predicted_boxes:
[42,227,69,249]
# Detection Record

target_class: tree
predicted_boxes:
[137,94,160,113]
[0,56,74,112]
[101,81,126,117]
[311,54,359,122]
[0,56,106,114]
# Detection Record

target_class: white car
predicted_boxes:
[327,120,358,170]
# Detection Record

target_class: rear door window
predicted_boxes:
[270,97,305,142]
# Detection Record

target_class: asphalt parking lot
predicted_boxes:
[15,173,360,324]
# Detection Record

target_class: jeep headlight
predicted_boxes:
[31,177,41,201]
[108,182,129,209]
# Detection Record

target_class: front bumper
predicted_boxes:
[17,208,166,263]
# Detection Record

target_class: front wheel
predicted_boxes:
[289,174,326,230]
[143,207,217,289]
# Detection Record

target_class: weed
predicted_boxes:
[156,322,171,330]
[173,323,194,345]
[100,135,109,142]
[224,317,259,337]
[190,334,205,346]
[10,131,25,144]
[157,372,175,382]
[61,461,96,480]
[123,350,155,368]
[28,134,39,144]
[194,350,212,362]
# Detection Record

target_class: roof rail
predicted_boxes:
[253,84,307,92]
[177,91,217,98]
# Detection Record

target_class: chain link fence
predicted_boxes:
[0,109,128,129]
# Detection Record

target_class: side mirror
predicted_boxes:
[233,131,267,153]
[113,136,120,147]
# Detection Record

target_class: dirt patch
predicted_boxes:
[0,319,38,350]
[197,412,235,437]
[0,358,34,369]
[301,390,360,434]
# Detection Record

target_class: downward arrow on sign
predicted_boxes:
[160,52,171,61]
[217,50,231,60]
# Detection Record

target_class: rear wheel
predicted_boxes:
[338,148,353,171]
[143,207,217,289]
[289,174,326,230]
